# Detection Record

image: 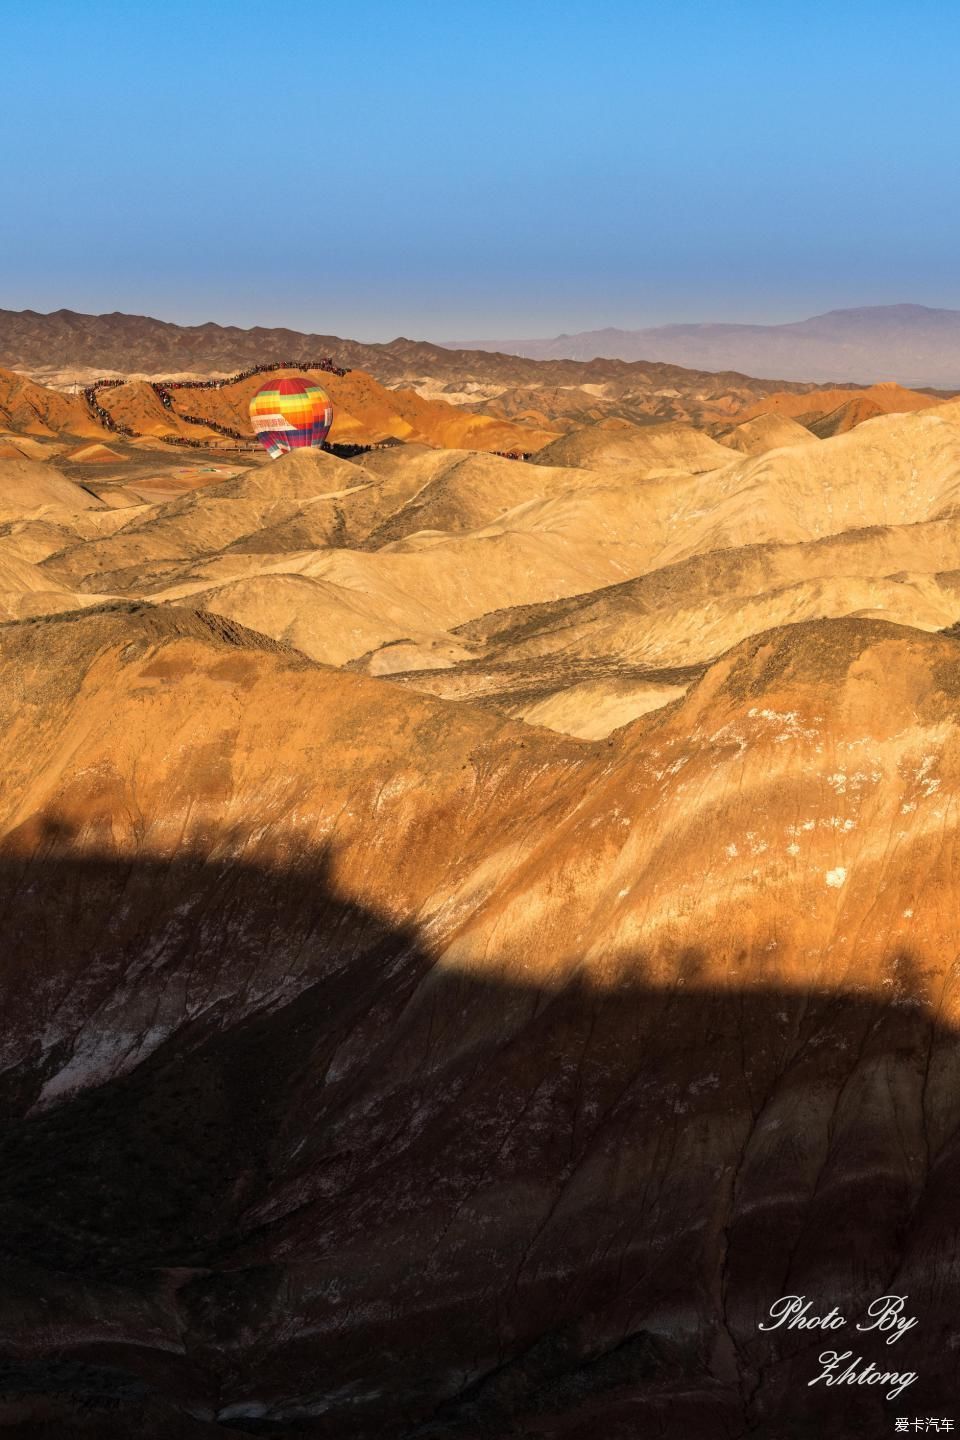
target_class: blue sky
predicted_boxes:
[3,0,958,339]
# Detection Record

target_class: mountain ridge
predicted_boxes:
[447,302,960,386]
[2,306,859,434]
[0,305,844,393]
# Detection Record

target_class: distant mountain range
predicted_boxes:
[0,308,454,385]
[4,303,959,397]
[448,305,960,387]
[0,307,821,408]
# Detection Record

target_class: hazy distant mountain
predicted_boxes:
[6,303,960,390]
[0,307,807,392]
[0,307,825,429]
[449,305,960,387]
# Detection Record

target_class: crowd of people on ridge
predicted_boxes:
[153,357,348,393]
[80,363,525,462]
[82,359,350,451]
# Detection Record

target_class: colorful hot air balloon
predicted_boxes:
[248,374,333,459]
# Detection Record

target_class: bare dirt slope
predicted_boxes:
[5,341,960,1435]
[0,453,103,518]
[741,379,936,423]
[3,397,957,739]
[1,605,960,1435]
[713,410,818,453]
[0,367,100,437]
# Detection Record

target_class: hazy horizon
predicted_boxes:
[6,1,960,341]
[9,299,960,350]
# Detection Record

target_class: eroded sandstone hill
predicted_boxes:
[0,364,557,455]
[1,604,959,1436]
[8,390,960,737]
[3,368,960,1436]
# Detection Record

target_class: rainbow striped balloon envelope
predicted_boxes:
[248,375,333,459]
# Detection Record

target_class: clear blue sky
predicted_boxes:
[3,0,957,340]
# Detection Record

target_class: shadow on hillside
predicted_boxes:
[0,840,957,1439]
